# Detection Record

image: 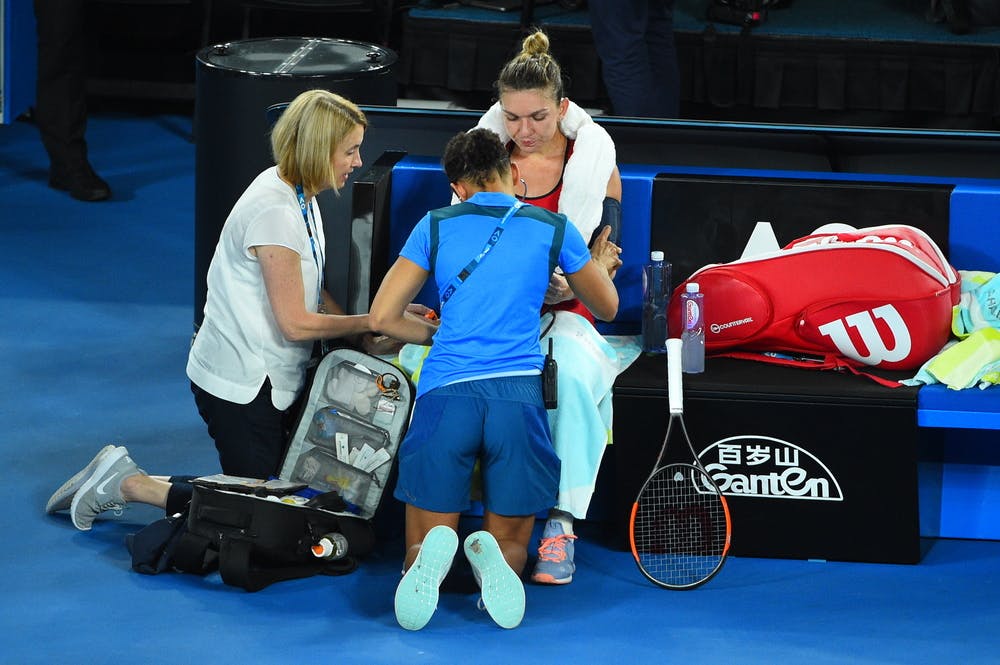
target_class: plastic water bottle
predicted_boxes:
[681,282,705,373]
[641,251,671,353]
[311,532,349,560]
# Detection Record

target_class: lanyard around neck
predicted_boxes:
[440,200,524,306]
[295,184,324,306]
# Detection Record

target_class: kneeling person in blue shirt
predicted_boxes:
[369,128,621,630]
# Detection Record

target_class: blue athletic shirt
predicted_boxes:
[399,191,591,397]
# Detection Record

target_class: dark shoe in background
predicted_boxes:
[49,160,112,202]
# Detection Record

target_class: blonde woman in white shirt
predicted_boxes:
[47,89,431,531]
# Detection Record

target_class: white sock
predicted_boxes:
[549,509,574,536]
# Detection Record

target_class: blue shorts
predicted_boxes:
[393,375,560,516]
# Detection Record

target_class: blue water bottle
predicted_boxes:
[681,282,705,373]
[641,251,671,353]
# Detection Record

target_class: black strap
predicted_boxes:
[218,538,357,592]
[541,310,558,338]
[171,530,219,575]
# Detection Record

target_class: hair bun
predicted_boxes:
[520,30,550,58]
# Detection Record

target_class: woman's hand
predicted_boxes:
[358,332,406,357]
[543,273,575,305]
[589,225,623,279]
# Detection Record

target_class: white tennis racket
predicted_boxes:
[629,338,732,589]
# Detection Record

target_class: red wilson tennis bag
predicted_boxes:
[667,224,960,378]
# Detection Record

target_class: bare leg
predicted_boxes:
[481,512,535,575]
[120,473,171,510]
[402,504,461,571]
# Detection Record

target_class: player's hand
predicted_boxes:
[590,225,622,279]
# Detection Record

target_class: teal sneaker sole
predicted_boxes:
[394,525,458,630]
[464,530,526,629]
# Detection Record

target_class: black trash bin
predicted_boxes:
[194,37,397,329]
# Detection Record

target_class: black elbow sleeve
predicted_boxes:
[589,197,622,247]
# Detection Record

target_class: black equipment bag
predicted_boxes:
[179,478,375,592]
[128,349,413,592]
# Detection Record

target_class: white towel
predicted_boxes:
[540,311,634,518]
[471,101,617,241]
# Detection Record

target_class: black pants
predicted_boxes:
[589,0,680,118]
[191,380,298,480]
[163,380,299,514]
[33,0,90,170]
[165,475,197,515]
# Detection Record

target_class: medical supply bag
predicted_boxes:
[132,348,414,591]
[279,347,413,519]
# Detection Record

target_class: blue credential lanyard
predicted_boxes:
[439,200,525,306]
[294,184,324,309]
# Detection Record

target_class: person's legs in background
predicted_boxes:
[33,0,111,201]
[590,0,679,118]
[645,0,680,118]
[590,0,650,117]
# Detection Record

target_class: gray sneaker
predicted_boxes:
[45,445,121,514]
[69,447,142,531]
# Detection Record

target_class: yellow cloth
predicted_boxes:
[924,327,1000,390]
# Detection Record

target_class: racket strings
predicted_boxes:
[633,465,729,588]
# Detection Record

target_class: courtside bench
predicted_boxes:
[606,163,1000,562]
[347,112,1000,564]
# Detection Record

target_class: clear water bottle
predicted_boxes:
[681,282,705,373]
[311,532,349,560]
[641,250,671,353]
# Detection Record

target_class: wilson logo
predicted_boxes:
[700,436,843,501]
[816,304,911,365]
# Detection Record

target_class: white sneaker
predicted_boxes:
[45,445,121,514]
[464,530,525,629]
[394,525,458,630]
[69,447,142,531]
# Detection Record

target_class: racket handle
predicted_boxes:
[667,337,683,414]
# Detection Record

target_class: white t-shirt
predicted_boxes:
[187,166,325,410]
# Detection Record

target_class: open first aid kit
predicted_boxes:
[132,348,414,591]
